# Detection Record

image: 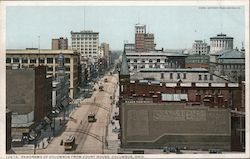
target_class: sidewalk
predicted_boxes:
[35,116,67,150]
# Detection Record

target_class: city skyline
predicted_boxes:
[7,6,245,50]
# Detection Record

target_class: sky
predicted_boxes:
[6,6,245,50]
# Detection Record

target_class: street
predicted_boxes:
[36,73,119,154]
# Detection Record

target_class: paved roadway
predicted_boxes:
[37,73,119,154]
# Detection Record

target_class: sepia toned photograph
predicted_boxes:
[1,0,249,158]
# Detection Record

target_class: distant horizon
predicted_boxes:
[7,6,245,50]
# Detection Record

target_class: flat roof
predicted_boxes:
[139,68,209,73]
[6,49,78,55]
[126,52,187,57]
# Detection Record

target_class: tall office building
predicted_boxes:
[135,24,155,52]
[71,30,99,60]
[52,37,68,50]
[192,40,209,55]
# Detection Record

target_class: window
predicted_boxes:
[170,73,173,79]
[47,66,53,72]
[127,59,130,63]
[210,75,213,80]
[177,73,180,79]
[204,75,207,80]
[134,59,137,63]
[183,73,186,79]
[30,59,36,64]
[65,58,70,64]
[149,65,153,68]
[157,59,160,62]
[47,58,53,64]
[142,59,145,63]
[6,58,11,63]
[161,73,164,79]
[22,59,28,63]
[65,67,70,71]
[149,59,153,63]
[199,75,202,80]
[134,65,137,69]
[196,90,200,95]
[39,58,45,63]
[13,58,19,63]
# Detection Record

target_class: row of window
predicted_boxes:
[72,38,98,40]
[47,66,70,72]
[6,57,71,64]
[80,48,97,51]
[80,51,97,54]
[198,74,213,80]
[128,59,164,63]
[196,89,222,95]
[223,64,243,69]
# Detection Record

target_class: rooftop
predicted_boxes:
[210,33,233,39]
[218,49,245,59]
[71,30,99,34]
[139,68,209,73]
[6,49,78,55]
[126,51,187,57]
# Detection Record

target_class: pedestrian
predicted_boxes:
[80,120,82,125]
[42,142,44,149]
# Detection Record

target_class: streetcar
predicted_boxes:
[88,112,96,122]
[64,135,75,151]
[99,85,104,91]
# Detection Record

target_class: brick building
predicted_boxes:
[6,49,79,98]
[118,51,244,151]
[135,24,156,52]
[52,37,68,50]
[6,66,52,141]
[185,54,209,69]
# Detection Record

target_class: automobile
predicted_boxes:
[99,86,104,91]
[163,146,177,153]
[208,149,222,154]
[104,78,108,82]
[112,127,120,133]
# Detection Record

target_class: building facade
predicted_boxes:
[6,49,79,98]
[126,51,187,72]
[71,30,99,60]
[209,49,245,82]
[118,42,244,152]
[6,109,12,153]
[120,102,231,150]
[185,54,209,69]
[7,66,52,141]
[52,54,70,113]
[210,33,233,54]
[192,40,209,55]
[135,24,156,52]
[52,37,68,50]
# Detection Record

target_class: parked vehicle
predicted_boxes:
[163,146,178,153]
[209,149,222,154]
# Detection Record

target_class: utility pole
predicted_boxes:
[38,35,40,65]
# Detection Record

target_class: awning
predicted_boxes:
[44,116,52,124]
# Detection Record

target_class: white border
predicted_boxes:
[0,0,249,158]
